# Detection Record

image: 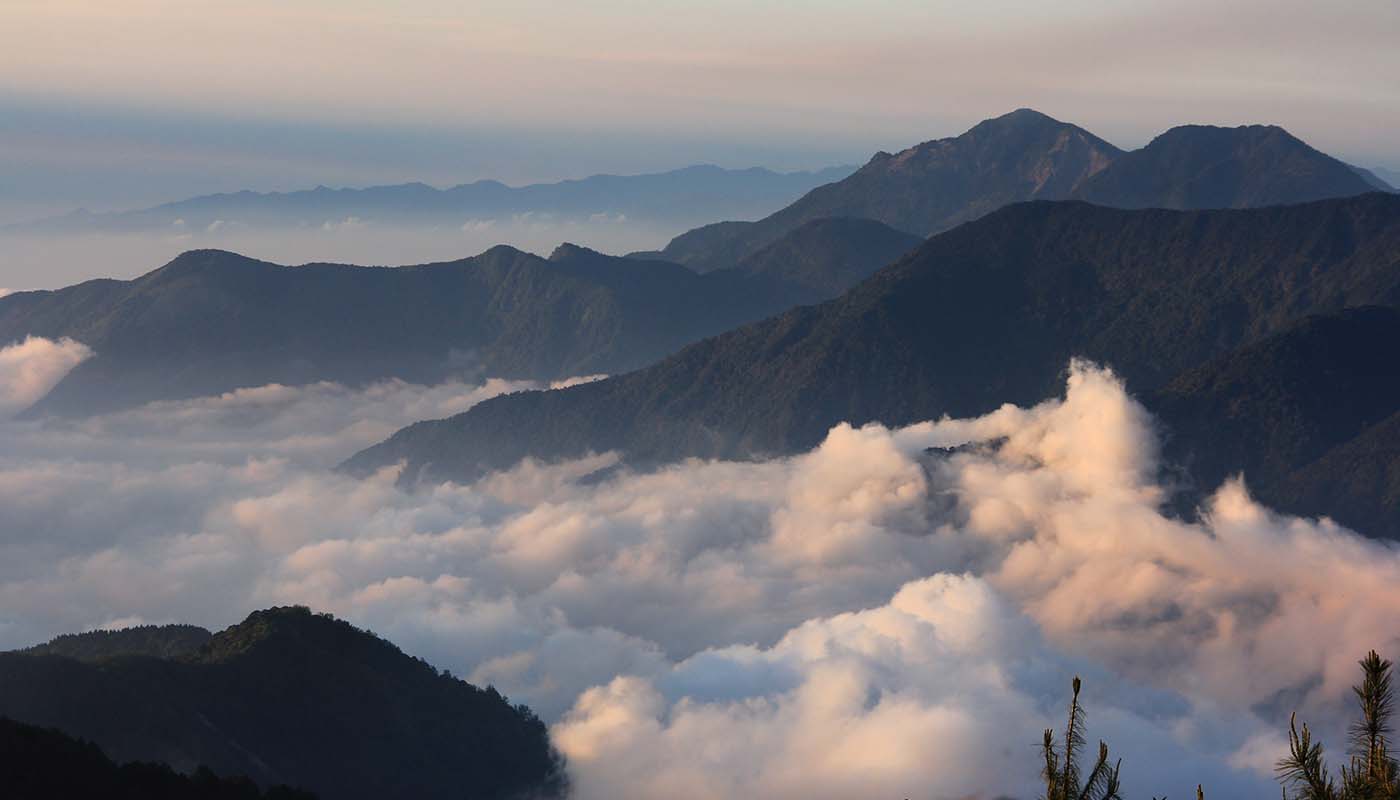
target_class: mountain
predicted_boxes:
[1151,306,1400,539]
[0,607,566,800]
[649,108,1122,271]
[726,217,924,301]
[1074,124,1381,209]
[0,233,866,416]
[343,193,1400,529]
[647,110,1382,272]
[9,164,856,235]
[1,717,316,799]
[1278,411,1400,539]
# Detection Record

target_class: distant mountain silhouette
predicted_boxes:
[1,228,882,416]
[649,110,1382,271]
[1152,306,1400,539]
[1,717,316,799]
[0,607,565,800]
[344,193,1400,541]
[651,109,1121,271]
[9,164,855,234]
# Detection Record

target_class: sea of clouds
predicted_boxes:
[2,337,1397,799]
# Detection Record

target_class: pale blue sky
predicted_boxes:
[2,0,1398,222]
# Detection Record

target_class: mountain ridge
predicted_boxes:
[8,163,858,234]
[1,224,894,416]
[343,193,1400,543]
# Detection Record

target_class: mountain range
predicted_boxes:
[344,192,1400,539]
[0,220,919,416]
[644,109,1391,272]
[5,108,1390,420]
[7,164,856,234]
[0,607,566,800]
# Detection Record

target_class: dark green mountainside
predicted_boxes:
[0,223,893,416]
[345,194,1400,540]
[0,717,316,800]
[1152,306,1400,538]
[727,217,923,301]
[649,110,1380,272]
[0,607,565,800]
[20,624,212,662]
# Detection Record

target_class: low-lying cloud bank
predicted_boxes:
[1,348,1395,798]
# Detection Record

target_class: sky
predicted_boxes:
[2,0,1398,223]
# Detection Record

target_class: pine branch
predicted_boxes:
[1063,676,1085,796]
[1350,651,1397,791]
[1043,728,1063,800]
[1078,741,1111,800]
[1277,712,1337,800]
[1101,758,1123,800]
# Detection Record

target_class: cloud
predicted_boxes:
[554,574,1269,799]
[321,216,366,231]
[548,374,607,390]
[0,361,1396,798]
[0,336,93,416]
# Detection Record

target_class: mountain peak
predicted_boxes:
[1075,121,1374,209]
[164,248,253,264]
[1150,122,1294,143]
[995,107,1060,123]
[194,606,397,665]
[147,249,272,281]
[474,243,537,263]
[965,107,1072,135]
[549,242,602,261]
